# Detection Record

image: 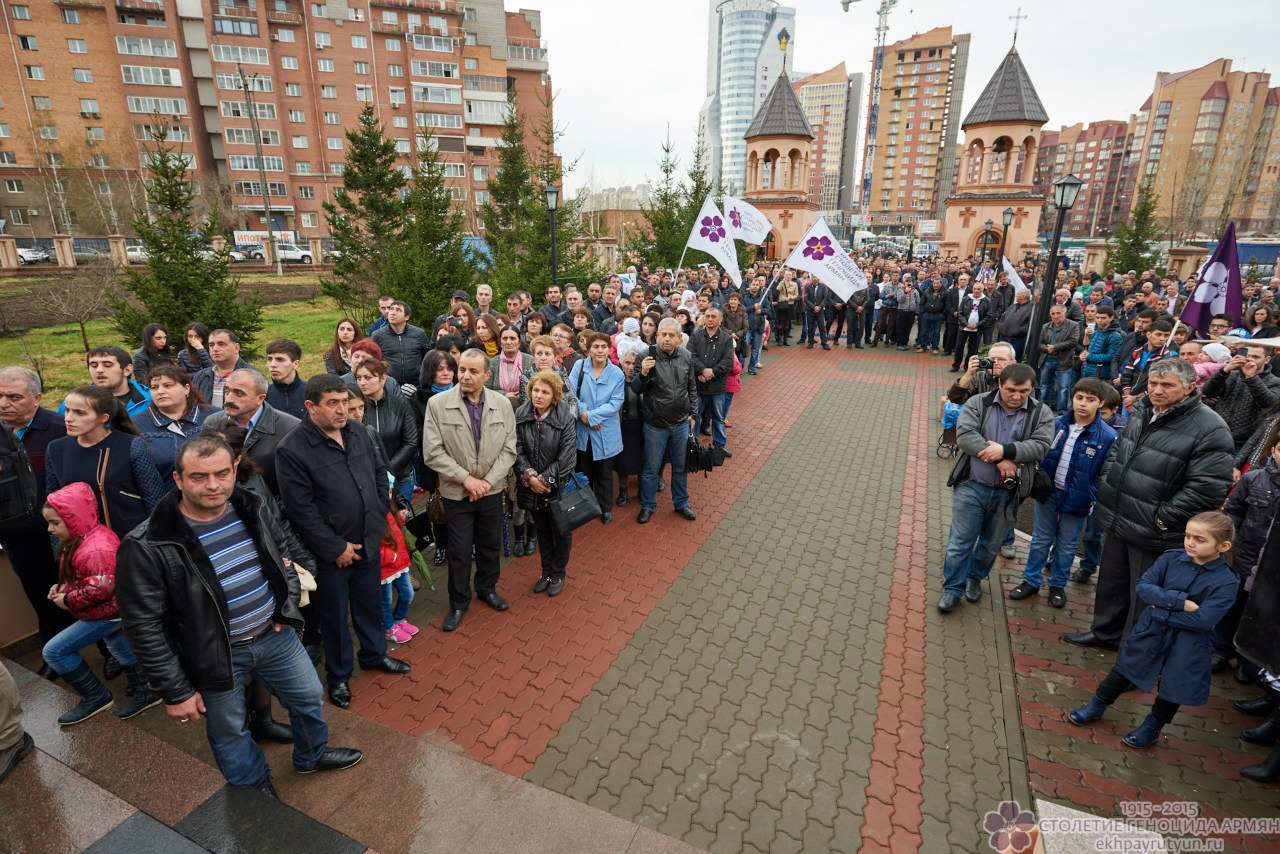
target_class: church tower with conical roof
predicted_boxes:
[940,46,1049,261]
[743,69,819,259]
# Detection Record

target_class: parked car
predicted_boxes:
[73,247,111,264]
[125,245,149,264]
[249,242,312,263]
[16,247,50,264]
[194,246,247,262]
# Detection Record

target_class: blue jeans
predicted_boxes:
[941,480,1017,595]
[43,619,137,675]
[1039,360,1075,410]
[745,329,764,369]
[1079,511,1103,574]
[200,625,328,787]
[381,572,413,630]
[802,310,827,345]
[724,392,734,419]
[697,393,727,448]
[641,420,690,512]
[918,314,943,349]
[1021,488,1088,588]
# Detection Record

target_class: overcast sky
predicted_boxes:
[526,0,1275,196]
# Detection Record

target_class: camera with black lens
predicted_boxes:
[977,357,995,372]
[1001,475,1019,491]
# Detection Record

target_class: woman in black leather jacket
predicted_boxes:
[355,358,420,503]
[515,370,578,597]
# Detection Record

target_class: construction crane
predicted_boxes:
[841,0,897,227]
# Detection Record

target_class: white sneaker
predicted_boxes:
[1000,544,1017,559]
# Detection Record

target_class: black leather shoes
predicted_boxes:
[1008,581,1040,600]
[547,578,564,597]
[601,511,613,524]
[249,711,295,744]
[296,747,363,774]
[254,776,279,800]
[616,491,628,507]
[1060,631,1119,650]
[364,656,410,675]
[637,508,653,524]
[480,591,509,611]
[721,450,732,458]
[1048,586,1067,609]
[0,732,34,784]
[533,576,551,594]
[36,663,58,682]
[327,682,351,709]
[936,592,960,613]
[964,578,983,602]
[442,610,464,632]
[1235,695,1277,717]
[677,507,697,521]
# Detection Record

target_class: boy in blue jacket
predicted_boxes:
[1009,377,1118,608]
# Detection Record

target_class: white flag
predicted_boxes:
[721,195,773,245]
[686,198,742,287]
[782,217,866,302]
[1002,256,1028,296]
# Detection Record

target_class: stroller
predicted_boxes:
[937,396,961,459]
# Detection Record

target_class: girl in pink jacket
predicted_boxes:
[42,482,158,725]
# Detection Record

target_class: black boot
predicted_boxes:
[1243,701,1280,746]
[249,708,295,744]
[99,642,122,681]
[1242,743,1280,783]
[57,662,114,726]
[524,520,537,556]
[1235,694,1278,717]
[113,666,162,720]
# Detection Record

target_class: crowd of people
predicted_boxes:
[2,248,1279,800]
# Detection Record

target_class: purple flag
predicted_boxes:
[1180,221,1242,335]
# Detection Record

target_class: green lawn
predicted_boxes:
[0,298,345,406]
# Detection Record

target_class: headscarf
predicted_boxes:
[680,290,699,322]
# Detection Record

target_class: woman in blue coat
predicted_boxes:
[131,365,216,487]
[568,331,624,525]
[1069,511,1239,748]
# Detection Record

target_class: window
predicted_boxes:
[415,112,461,129]
[281,56,299,70]
[88,154,109,167]
[4,180,22,193]
[122,65,181,86]
[228,154,283,171]
[326,136,342,150]
[391,116,408,128]
[355,85,372,102]
[294,161,311,174]
[409,34,454,52]
[292,135,308,147]
[321,86,337,99]
[24,66,44,80]
[387,64,403,77]
[73,68,93,83]
[473,166,487,181]
[441,163,465,178]
[0,153,17,165]
[317,58,334,72]
[220,101,276,119]
[385,38,400,52]
[413,84,460,104]
[301,212,318,228]
[463,6,476,20]
[127,95,187,115]
[285,83,301,97]
[85,127,105,142]
[389,87,406,105]
[395,139,410,154]
[353,61,369,75]
[298,186,314,199]
[225,127,280,146]
[214,17,258,35]
[139,150,192,170]
[329,162,344,174]
[217,73,272,92]
[0,125,8,138]
[80,98,99,115]
[212,44,268,64]
[310,2,327,16]
[11,5,30,20]
[233,181,286,195]
[351,35,367,49]
[31,96,52,111]
[67,39,87,53]
[8,209,28,225]
[468,127,480,138]
[134,123,191,142]
[18,36,37,50]
[274,28,295,42]
[314,32,331,48]
[464,98,510,124]
[474,190,489,206]
[38,125,58,140]
[464,33,476,46]
[411,61,458,78]
[323,111,339,124]
[116,36,177,57]
[464,58,477,70]
[46,153,63,167]
[288,109,305,122]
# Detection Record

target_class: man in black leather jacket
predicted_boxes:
[633,318,698,523]
[116,436,362,797]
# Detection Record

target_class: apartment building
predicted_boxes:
[1032,120,1130,239]
[790,62,863,236]
[0,0,551,240]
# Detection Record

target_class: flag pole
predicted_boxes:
[761,219,820,301]
[674,247,688,275]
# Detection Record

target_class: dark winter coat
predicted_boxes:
[116,486,304,704]
[632,345,697,428]
[739,288,773,333]
[45,430,167,539]
[371,323,432,386]
[266,374,307,421]
[997,300,1033,339]
[132,403,217,486]
[920,287,947,316]
[957,294,995,330]
[687,326,735,396]
[1222,457,1280,591]
[202,405,301,498]
[1038,318,1082,366]
[513,400,578,511]
[1094,390,1234,551]
[1080,326,1124,379]
[362,390,419,479]
[1236,509,1280,674]
[1201,366,1280,446]
[1116,549,1239,706]
[1036,413,1118,516]
[193,358,251,404]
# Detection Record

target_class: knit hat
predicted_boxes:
[1202,342,1231,364]
[622,317,640,335]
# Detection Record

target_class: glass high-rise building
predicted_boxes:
[700,0,795,195]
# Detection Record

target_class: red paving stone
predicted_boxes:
[859,360,932,851]
[348,346,925,778]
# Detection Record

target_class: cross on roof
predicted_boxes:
[1010,7,1028,46]
[778,210,794,227]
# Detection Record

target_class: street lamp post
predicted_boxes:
[1023,174,1084,366]
[998,206,1014,267]
[545,183,559,291]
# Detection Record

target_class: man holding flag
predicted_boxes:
[1180,222,1243,338]
[684,199,742,289]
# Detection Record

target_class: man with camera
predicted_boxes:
[938,362,1054,613]
[947,341,1017,404]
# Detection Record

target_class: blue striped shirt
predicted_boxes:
[188,507,274,643]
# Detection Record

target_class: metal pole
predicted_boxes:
[549,207,558,291]
[1023,206,1068,366]
[239,64,282,276]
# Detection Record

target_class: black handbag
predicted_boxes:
[1029,467,1054,501]
[548,473,600,536]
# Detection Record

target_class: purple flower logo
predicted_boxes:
[700,215,726,244]
[729,208,743,229]
[983,801,1038,853]
[803,235,834,261]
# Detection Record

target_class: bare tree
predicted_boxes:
[45,259,120,351]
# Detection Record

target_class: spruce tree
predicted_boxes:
[110,125,263,349]
[382,127,480,326]
[1109,176,1163,274]
[322,105,406,328]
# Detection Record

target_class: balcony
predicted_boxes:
[115,0,165,11]
[213,3,258,18]
[371,18,409,33]
[265,7,302,24]
[54,0,106,8]
[367,0,457,13]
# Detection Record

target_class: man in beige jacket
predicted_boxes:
[423,348,517,632]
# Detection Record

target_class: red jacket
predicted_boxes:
[379,512,411,582]
[47,481,122,622]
